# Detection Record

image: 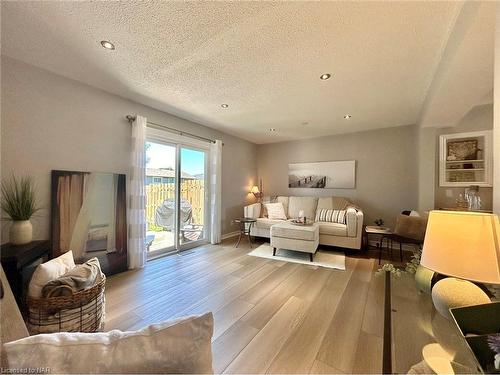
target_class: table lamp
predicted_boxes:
[250,185,260,196]
[420,211,500,319]
[250,179,263,201]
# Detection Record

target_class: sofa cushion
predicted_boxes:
[276,196,289,218]
[333,197,351,210]
[271,222,318,241]
[318,222,348,237]
[264,202,287,220]
[4,312,214,374]
[288,196,318,221]
[317,197,351,211]
[317,197,333,210]
[255,218,285,230]
[244,203,261,219]
[261,196,271,217]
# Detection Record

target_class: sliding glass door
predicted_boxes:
[145,138,209,258]
[179,147,207,246]
[145,141,177,257]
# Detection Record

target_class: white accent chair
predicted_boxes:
[244,196,363,250]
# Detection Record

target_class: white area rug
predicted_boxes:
[248,243,346,270]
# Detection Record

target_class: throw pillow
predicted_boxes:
[315,208,347,224]
[4,312,214,374]
[42,257,104,298]
[288,196,318,221]
[264,202,287,220]
[28,250,75,298]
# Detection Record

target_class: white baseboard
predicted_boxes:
[221,231,240,240]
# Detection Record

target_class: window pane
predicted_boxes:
[145,141,176,254]
[179,148,205,245]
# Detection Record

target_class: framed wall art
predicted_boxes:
[288,160,356,189]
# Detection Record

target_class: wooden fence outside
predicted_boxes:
[145,180,205,228]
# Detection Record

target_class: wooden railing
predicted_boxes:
[288,175,327,188]
[145,180,204,228]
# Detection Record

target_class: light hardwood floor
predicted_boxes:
[105,238,395,374]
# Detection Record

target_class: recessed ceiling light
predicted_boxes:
[221,104,229,108]
[100,40,115,50]
[320,73,331,80]
[344,114,352,119]
[269,128,276,132]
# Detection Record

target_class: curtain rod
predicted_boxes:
[126,115,217,144]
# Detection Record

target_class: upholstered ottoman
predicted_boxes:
[270,222,319,261]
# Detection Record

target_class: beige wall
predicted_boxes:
[1,57,258,243]
[417,126,437,212]
[433,104,493,210]
[494,6,500,214]
[257,125,419,228]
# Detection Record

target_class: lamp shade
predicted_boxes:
[250,185,260,194]
[420,211,500,284]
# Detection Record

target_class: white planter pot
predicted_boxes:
[10,220,33,245]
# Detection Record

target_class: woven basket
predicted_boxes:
[26,276,106,335]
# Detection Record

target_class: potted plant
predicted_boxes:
[377,248,436,294]
[1,175,40,245]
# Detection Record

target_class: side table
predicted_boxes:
[234,218,257,248]
[363,226,392,264]
[0,240,51,309]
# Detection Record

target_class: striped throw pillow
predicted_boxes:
[315,208,347,224]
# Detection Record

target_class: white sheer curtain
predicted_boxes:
[128,115,147,269]
[210,140,222,244]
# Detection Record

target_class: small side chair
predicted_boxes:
[383,212,428,263]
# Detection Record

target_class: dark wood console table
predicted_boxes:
[0,240,51,308]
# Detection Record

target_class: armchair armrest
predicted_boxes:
[244,203,261,219]
[346,207,364,237]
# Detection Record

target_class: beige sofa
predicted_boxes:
[244,196,363,250]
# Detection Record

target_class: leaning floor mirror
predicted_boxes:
[51,170,127,275]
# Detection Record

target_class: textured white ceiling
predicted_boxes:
[1,1,478,144]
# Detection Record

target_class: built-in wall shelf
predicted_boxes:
[445,159,484,164]
[445,168,485,172]
[439,130,492,187]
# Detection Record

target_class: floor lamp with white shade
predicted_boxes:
[420,211,500,319]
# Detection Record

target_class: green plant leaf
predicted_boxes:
[1,175,40,221]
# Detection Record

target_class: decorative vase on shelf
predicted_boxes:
[9,220,33,245]
[1,175,39,246]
